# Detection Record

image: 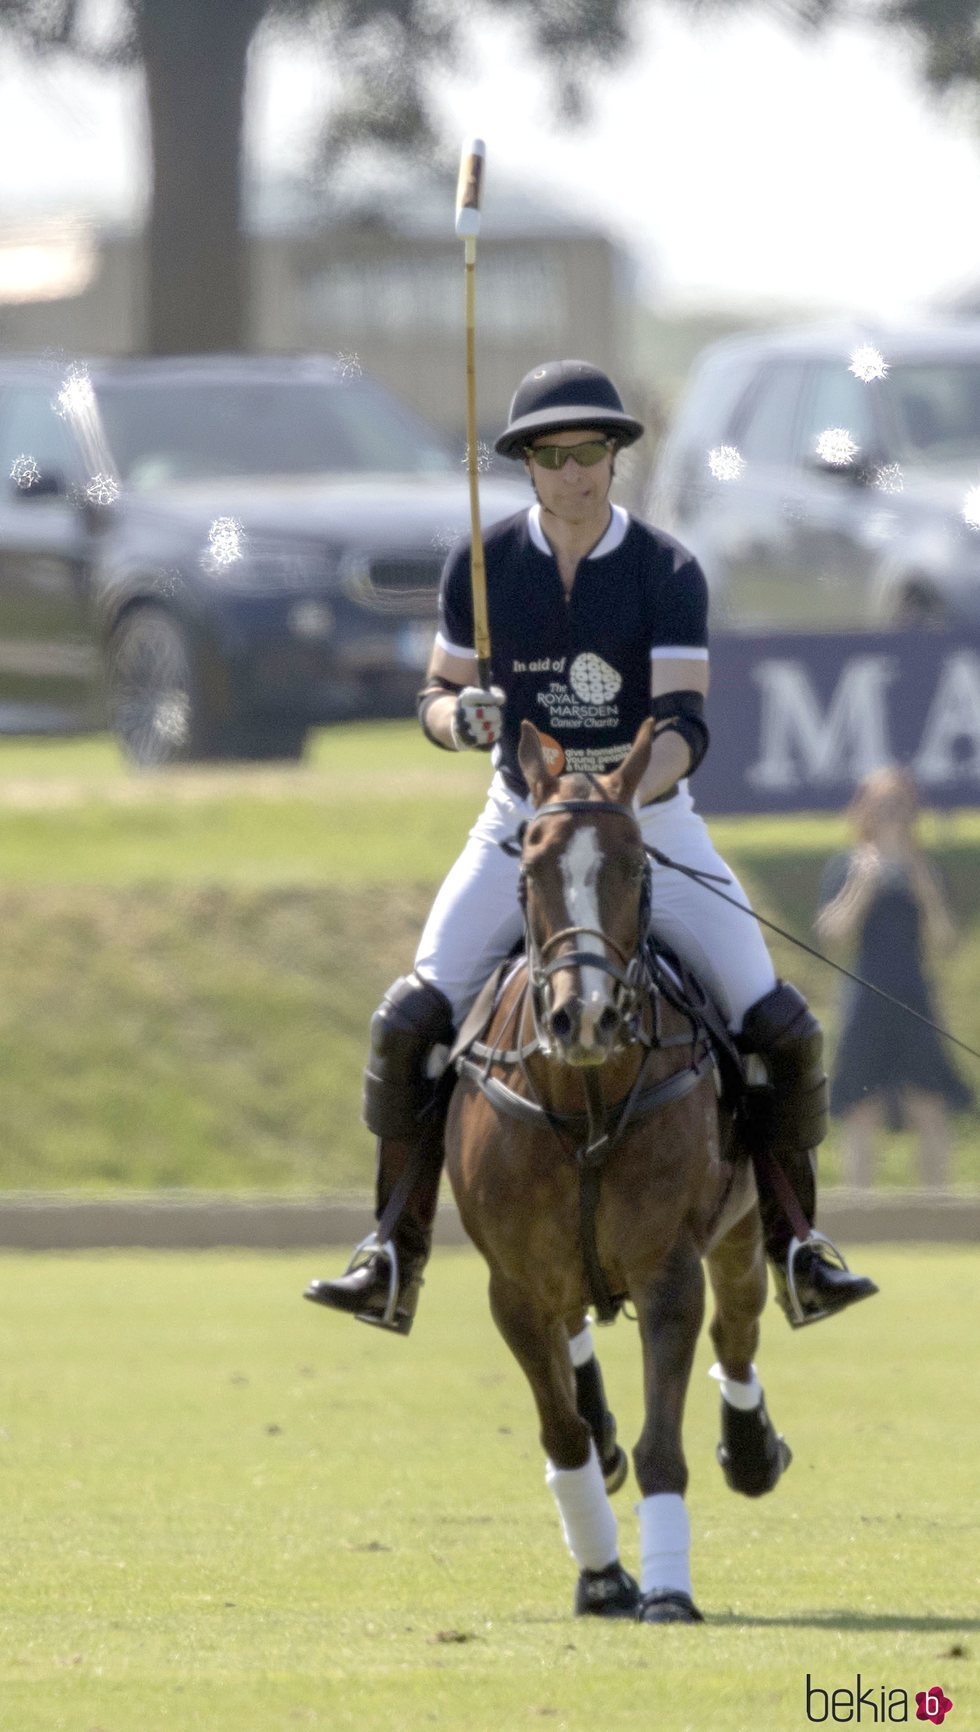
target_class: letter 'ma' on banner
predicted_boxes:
[913,651,980,784]
[695,630,980,814]
[748,657,897,793]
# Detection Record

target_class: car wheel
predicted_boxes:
[893,584,947,628]
[107,606,212,768]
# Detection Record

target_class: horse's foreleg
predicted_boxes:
[706,1205,767,1380]
[630,1239,705,1623]
[490,1274,638,1617]
[565,1315,629,1494]
[489,1275,589,1469]
[707,1211,792,1499]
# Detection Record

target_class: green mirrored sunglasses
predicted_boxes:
[526,439,613,470]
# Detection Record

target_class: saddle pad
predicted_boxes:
[450,957,525,1066]
[647,938,745,1103]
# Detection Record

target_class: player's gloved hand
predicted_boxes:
[451,685,505,751]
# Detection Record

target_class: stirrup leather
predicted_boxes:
[345,1232,402,1331]
[783,1228,849,1328]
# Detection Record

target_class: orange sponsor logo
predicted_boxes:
[537,731,566,775]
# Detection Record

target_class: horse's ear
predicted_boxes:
[518,721,561,807]
[604,717,656,806]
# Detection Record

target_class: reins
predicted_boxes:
[644,845,980,1067]
[503,799,980,1063]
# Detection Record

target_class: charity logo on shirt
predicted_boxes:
[533,651,624,734]
[505,650,631,774]
[568,653,623,705]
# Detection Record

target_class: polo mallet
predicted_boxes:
[455,137,492,689]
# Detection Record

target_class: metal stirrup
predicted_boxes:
[343,1232,402,1331]
[784,1229,852,1328]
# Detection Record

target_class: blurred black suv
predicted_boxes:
[648,323,980,629]
[0,354,525,763]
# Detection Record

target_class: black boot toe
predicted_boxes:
[775,1243,879,1328]
[304,1257,392,1316]
[303,1249,421,1335]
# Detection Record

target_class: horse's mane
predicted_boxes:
[547,773,600,804]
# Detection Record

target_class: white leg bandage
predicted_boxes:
[567,1323,595,1369]
[638,1492,692,1597]
[708,1361,763,1411]
[546,1442,618,1572]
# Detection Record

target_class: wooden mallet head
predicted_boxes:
[455,138,486,238]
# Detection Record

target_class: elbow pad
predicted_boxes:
[416,676,463,750]
[650,689,710,775]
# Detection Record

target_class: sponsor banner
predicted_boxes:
[697,630,980,814]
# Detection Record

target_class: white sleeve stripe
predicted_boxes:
[649,645,709,660]
[435,630,476,659]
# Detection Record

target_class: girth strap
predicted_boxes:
[456,1046,715,1324]
[578,1052,715,1323]
[455,1047,714,1138]
[580,1161,616,1324]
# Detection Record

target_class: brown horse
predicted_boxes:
[445,718,791,1624]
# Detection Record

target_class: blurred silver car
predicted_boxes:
[647,323,980,629]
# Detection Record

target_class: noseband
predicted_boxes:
[518,799,652,1047]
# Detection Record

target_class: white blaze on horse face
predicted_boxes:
[558,826,614,1042]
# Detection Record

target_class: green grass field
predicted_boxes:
[0,724,978,1192]
[0,1247,975,1731]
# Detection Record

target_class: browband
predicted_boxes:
[527,799,638,823]
[498,797,644,856]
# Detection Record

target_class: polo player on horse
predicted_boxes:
[306,360,878,1339]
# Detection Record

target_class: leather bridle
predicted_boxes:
[518,798,653,1050]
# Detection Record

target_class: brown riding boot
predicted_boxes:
[304,1136,442,1336]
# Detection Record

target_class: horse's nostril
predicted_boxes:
[550,1007,574,1041]
[597,1006,619,1037]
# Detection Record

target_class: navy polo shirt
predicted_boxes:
[436,504,709,795]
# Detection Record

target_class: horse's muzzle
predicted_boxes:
[546,996,624,1066]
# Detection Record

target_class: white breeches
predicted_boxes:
[414,773,777,1032]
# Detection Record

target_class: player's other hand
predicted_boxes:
[451,686,505,751]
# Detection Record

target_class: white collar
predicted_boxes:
[528,502,630,560]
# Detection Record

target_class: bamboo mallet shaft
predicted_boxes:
[454,138,491,688]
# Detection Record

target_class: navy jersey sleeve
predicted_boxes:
[436,541,475,657]
[638,532,709,657]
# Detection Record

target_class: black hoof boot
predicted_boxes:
[303,1238,423,1337]
[774,1234,879,1329]
[574,1356,629,1494]
[574,1562,641,1619]
[601,1443,629,1496]
[717,1396,792,1497]
[636,1590,704,1625]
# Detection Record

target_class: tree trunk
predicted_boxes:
[138,0,266,353]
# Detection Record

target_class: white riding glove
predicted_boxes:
[451,685,505,752]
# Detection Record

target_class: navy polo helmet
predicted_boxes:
[494,360,645,459]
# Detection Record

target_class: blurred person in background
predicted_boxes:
[815,767,972,1189]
